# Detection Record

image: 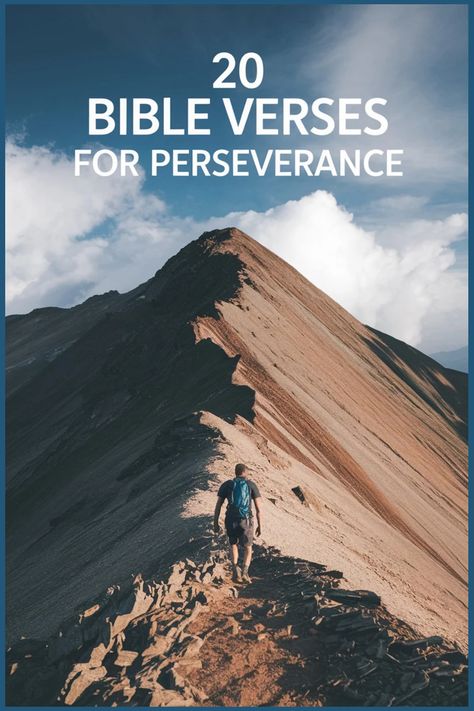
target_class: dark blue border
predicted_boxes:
[0,1,469,710]
[0,0,470,4]
[2,1,6,709]
[467,1,471,709]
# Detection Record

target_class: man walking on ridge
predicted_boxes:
[214,463,262,583]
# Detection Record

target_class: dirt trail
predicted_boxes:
[185,545,468,708]
[187,556,325,706]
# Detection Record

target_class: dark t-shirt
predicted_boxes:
[218,477,261,520]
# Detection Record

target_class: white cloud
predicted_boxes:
[6,139,150,307]
[299,4,468,188]
[6,139,186,310]
[6,138,467,353]
[219,193,467,348]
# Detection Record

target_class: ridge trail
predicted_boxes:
[7,539,468,707]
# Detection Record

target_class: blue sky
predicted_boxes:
[6,4,468,353]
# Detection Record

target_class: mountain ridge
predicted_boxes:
[7,227,467,658]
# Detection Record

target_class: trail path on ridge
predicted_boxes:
[6,542,468,707]
[187,558,324,706]
[183,547,466,707]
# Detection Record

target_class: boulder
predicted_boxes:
[167,563,187,594]
[326,589,381,607]
[110,582,155,637]
[62,664,107,705]
[390,636,444,654]
[114,650,139,668]
[150,688,193,706]
[174,634,204,659]
[142,636,170,662]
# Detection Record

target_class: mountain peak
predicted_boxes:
[198,226,244,243]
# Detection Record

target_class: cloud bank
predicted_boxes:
[6,137,467,353]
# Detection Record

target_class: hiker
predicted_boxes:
[213,463,262,583]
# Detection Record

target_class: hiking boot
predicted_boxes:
[241,569,252,583]
[232,566,242,582]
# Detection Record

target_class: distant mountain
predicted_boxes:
[6,228,467,705]
[430,345,468,373]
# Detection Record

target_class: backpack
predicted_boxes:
[230,478,251,519]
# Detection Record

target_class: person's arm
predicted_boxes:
[254,496,262,537]
[214,496,224,533]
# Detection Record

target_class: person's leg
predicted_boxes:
[241,519,254,582]
[230,543,242,581]
[226,521,242,581]
[242,544,252,575]
[229,542,239,566]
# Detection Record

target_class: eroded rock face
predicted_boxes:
[6,542,468,707]
[7,544,229,707]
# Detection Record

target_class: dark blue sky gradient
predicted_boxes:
[6,4,468,219]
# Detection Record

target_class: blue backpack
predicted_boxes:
[230,478,251,519]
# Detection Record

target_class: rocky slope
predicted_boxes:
[6,228,468,703]
[7,539,468,707]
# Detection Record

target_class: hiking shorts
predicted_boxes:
[225,517,254,546]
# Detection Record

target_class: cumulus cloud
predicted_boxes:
[6,138,467,353]
[220,193,467,348]
[302,4,468,188]
[7,139,150,307]
[6,138,192,309]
